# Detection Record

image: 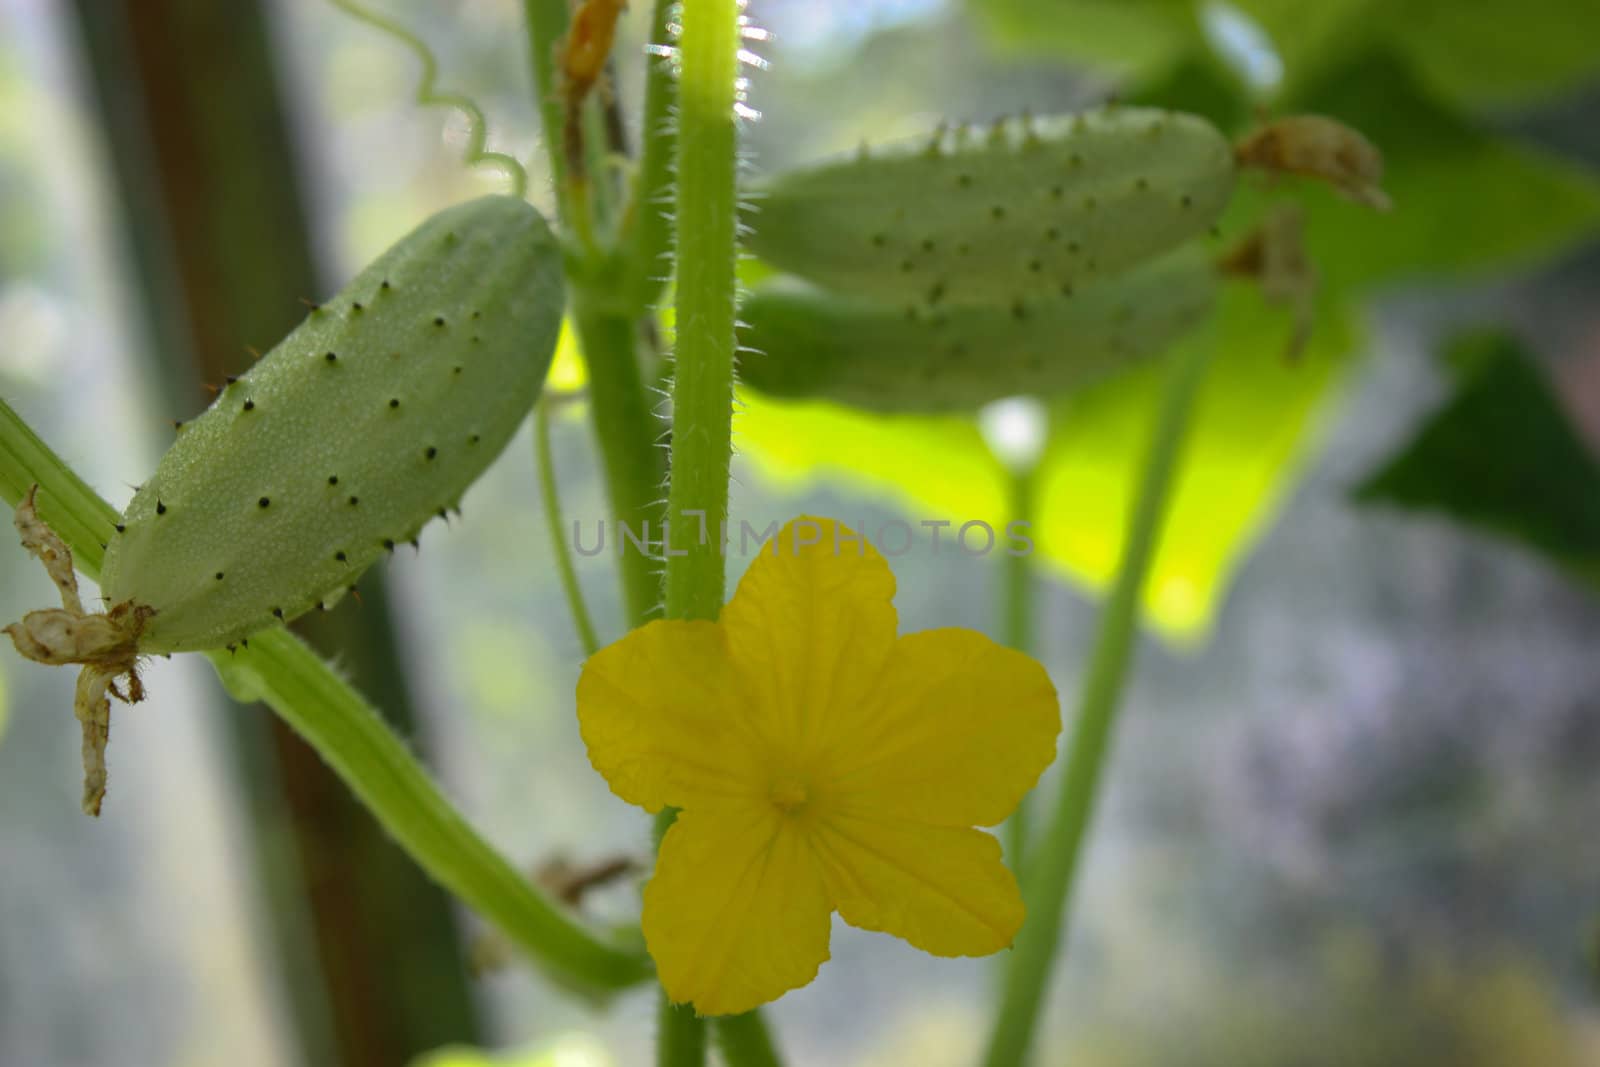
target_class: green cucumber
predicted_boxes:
[102,195,563,652]
[737,244,1218,412]
[744,107,1234,308]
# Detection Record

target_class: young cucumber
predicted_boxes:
[101,195,563,652]
[5,195,562,813]
[738,244,1218,412]
[744,107,1234,308]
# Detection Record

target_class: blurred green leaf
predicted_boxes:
[411,1041,587,1067]
[1233,0,1600,107]
[1385,0,1600,108]
[1035,287,1357,638]
[1355,333,1600,589]
[967,0,1196,80]
[1129,51,1256,131]
[737,400,1009,521]
[1283,52,1600,288]
[739,286,1356,640]
[971,0,1600,110]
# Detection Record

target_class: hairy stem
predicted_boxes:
[211,631,650,995]
[983,333,1215,1067]
[574,298,665,626]
[655,3,744,1062]
[0,398,119,578]
[619,0,680,312]
[522,0,574,218]
[0,396,651,996]
[662,0,738,623]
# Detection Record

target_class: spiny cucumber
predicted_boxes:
[737,244,1218,412]
[744,107,1234,307]
[101,195,563,652]
[5,195,563,813]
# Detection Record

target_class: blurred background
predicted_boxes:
[1,0,1599,1064]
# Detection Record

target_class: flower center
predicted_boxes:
[769,776,809,813]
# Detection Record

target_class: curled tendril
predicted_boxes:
[328,0,529,199]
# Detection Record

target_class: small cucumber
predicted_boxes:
[102,194,563,652]
[7,195,564,813]
[744,107,1234,307]
[737,244,1218,412]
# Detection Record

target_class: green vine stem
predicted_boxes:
[521,0,620,254]
[536,397,601,656]
[655,1,761,1062]
[0,395,651,997]
[329,0,528,199]
[574,298,667,626]
[523,0,667,627]
[983,330,1216,1067]
[716,1011,784,1067]
[522,0,576,224]
[1001,464,1039,877]
[617,0,680,313]
[659,1003,708,1067]
[662,0,738,623]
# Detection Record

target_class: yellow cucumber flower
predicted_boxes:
[577,517,1061,1015]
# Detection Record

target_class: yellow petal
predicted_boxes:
[645,805,833,1016]
[722,517,898,762]
[811,812,1023,956]
[822,628,1060,827]
[576,619,766,812]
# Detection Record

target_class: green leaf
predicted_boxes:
[1383,0,1600,108]
[1281,51,1600,288]
[411,1042,574,1067]
[1034,286,1357,639]
[971,0,1600,110]
[1233,0,1600,108]
[966,0,1195,80]
[736,400,1009,521]
[738,286,1358,641]
[1355,332,1600,589]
